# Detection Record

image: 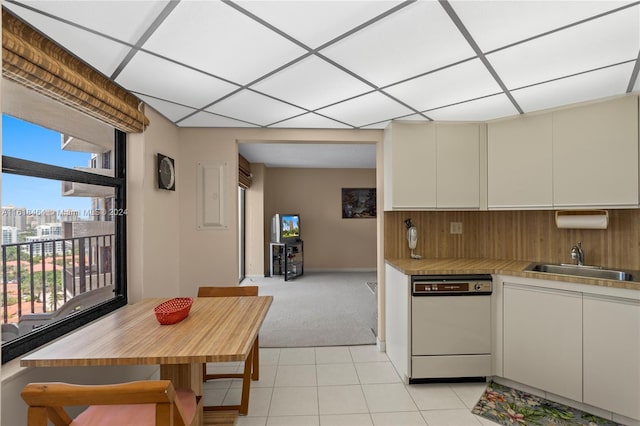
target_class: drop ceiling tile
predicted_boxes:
[488,8,639,89]
[2,5,132,77]
[451,0,633,52]
[361,121,392,130]
[137,95,198,124]
[5,1,170,45]
[142,0,307,86]
[236,0,403,48]
[384,59,502,112]
[205,90,306,127]
[426,94,518,121]
[251,56,373,111]
[115,51,238,109]
[321,1,476,87]
[316,92,415,128]
[240,143,375,168]
[178,111,258,128]
[512,62,635,113]
[270,113,352,129]
[396,114,431,121]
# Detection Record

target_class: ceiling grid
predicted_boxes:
[3,0,640,166]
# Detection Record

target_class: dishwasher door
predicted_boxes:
[411,294,491,356]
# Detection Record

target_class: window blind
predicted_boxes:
[239,154,252,189]
[2,9,149,133]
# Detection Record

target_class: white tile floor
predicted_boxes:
[203,346,498,426]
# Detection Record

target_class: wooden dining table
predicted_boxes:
[21,296,273,425]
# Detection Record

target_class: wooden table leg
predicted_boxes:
[239,344,254,415]
[161,363,204,425]
[252,336,259,381]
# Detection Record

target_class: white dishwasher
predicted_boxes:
[410,274,492,383]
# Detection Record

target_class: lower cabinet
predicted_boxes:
[501,278,640,422]
[503,283,583,402]
[583,294,640,420]
[384,263,410,381]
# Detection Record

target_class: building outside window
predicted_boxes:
[1,114,128,363]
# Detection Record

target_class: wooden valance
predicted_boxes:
[2,9,149,133]
[239,154,252,189]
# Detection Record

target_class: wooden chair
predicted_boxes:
[197,286,259,415]
[21,380,199,426]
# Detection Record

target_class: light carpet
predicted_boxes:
[243,271,377,348]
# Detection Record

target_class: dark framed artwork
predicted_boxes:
[342,188,376,218]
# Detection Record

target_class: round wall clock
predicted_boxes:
[157,153,175,191]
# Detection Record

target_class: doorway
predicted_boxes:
[237,140,382,346]
[238,187,245,282]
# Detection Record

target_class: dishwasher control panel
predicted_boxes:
[412,275,492,295]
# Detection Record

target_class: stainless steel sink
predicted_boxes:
[525,263,634,281]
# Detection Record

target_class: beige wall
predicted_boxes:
[245,163,266,277]
[128,107,181,301]
[177,128,239,293]
[263,167,377,273]
[176,129,383,293]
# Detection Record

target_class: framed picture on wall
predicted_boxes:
[342,188,376,218]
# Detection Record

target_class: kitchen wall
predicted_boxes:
[262,167,377,275]
[385,209,640,271]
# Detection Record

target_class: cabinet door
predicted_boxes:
[384,264,411,381]
[553,96,639,208]
[436,123,481,209]
[583,295,640,420]
[386,122,437,209]
[487,114,553,209]
[503,283,582,401]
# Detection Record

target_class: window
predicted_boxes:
[1,115,127,363]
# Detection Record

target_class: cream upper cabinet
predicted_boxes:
[487,96,638,209]
[384,121,482,210]
[384,121,437,210]
[487,114,553,209]
[552,96,639,208]
[436,123,481,209]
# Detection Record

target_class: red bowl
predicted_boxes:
[154,297,193,325]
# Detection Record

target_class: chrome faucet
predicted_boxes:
[570,242,584,266]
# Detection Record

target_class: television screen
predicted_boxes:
[280,214,300,240]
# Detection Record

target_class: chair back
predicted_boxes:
[21,380,196,426]
[197,286,258,298]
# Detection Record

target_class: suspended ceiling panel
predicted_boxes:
[4,0,638,130]
[3,0,639,168]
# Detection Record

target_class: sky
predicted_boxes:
[2,114,94,216]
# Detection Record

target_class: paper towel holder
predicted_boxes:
[555,210,609,229]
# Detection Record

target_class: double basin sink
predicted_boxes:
[526,263,634,281]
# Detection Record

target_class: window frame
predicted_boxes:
[1,128,128,364]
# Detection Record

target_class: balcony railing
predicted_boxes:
[1,234,115,327]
